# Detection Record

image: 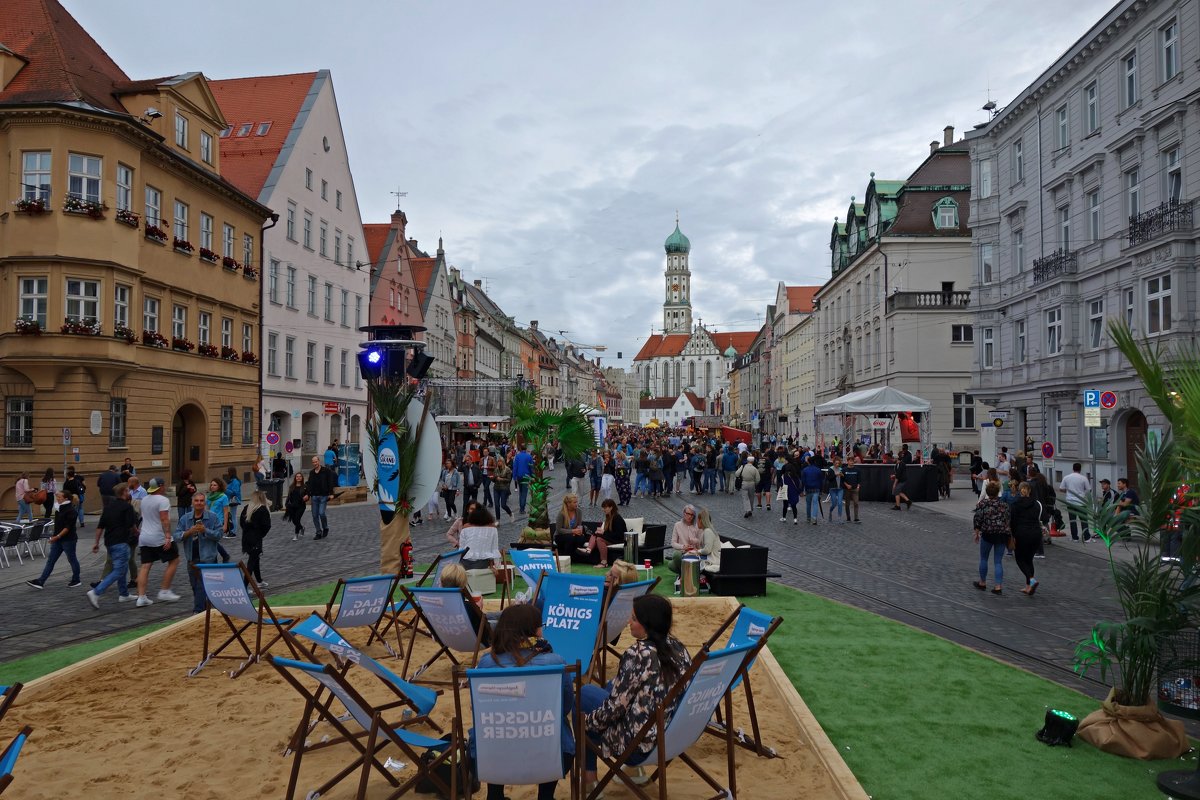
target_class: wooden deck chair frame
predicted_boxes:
[267,656,459,800]
[452,661,584,800]
[400,585,489,685]
[322,573,403,657]
[593,578,660,685]
[188,561,301,679]
[369,547,468,653]
[585,643,756,800]
[0,725,33,796]
[700,604,784,758]
[0,684,22,727]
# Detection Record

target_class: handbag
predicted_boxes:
[1007,534,1017,551]
[776,485,787,502]
[734,469,743,491]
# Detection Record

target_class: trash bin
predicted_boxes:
[257,478,284,512]
[681,555,702,597]
[623,531,640,564]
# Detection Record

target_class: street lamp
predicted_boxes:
[793,405,801,441]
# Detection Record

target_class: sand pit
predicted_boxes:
[6,597,866,799]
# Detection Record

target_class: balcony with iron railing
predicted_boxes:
[1032,248,1078,285]
[1128,199,1193,247]
[886,290,971,313]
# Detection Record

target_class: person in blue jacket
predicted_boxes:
[512,445,534,514]
[801,457,825,525]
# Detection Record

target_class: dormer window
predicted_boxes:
[236,123,252,137]
[933,197,959,229]
[219,126,232,138]
[256,122,272,136]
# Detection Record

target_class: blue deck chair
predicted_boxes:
[454,662,583,800]
[534,572,607,676]
[701,605,784,758]
[509,547,557,599]
[267,656,458,800]
[0,725,32,796]
[188,562,301,678]
[371,547,468,653]
[586,641,757,800]
[594,578,660,684]
[400,586,490,685]
[0,684,22,727]
[321,573,402,656]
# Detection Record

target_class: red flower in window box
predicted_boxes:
[172,237,195,253]
[13,198,47,214]
[113,324,137,344]
[220,346,241,361]
[199,247,218,263]
[145,223,168,243]
[222,256,241,271]
[242,265,259,280]
[115,208,140,227]
[14,317,42,335]
[171,336,196,352]
[240,350,259,365]
[198,343,219,357]
[61,317,101,336]
[141,330,169,348]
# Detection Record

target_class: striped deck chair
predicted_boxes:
[322,573,402,657]
[0,725,32,796]
[370,546,468,653]
[701,604,784,757]
[188,562,301,678]
[400,586,490,685]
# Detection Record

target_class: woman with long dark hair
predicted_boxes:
[1010,481,1042,595]
[40,467,57,518]
[239,489,272,586]
[580,498,627,568]
[284,473,307,541]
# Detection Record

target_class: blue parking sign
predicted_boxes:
[1084,390,1100,408]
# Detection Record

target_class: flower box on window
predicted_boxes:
[63,196,106,219]
[242,265,259,281]
[222,256,241,272]
[171,336,195,352]
[240,350,259,365]
[13,198,48,215]
[113,324,137,344]
[141,330,169,349]
[60,317,101,336]
[220,345,241,362]
[145,224,168,244]
[14,317,42,335]
[199,247,218,263]
[173,238,195,254]
[115,208,140,227]
[198,343,219,358]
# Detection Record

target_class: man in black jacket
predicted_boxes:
[307,456,335,539]
[96,465,120,511]
[86,483,138,607]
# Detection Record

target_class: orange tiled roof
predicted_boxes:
[639,397,676,410]
[683,391,705,411]
[785,286,819,314]
[0,0,130,111]
[709,330,758,356]
[411,257,438,314]
[208,72,318,199]
[363,223,392,265]
[632,333,690,361]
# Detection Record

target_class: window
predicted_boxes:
[347,238,353,267]
[324,282,333,321]
[981,327,994,368]
[171,304,186,340]
[109,398,126,447]
[1012,228,1024,272]
[143,297,160,332]
[303,212,313,249]
[113,285,129,328]
[319,221,328,257]
[242,323,253,353]
[242,407,254,445]
[335,190,342,210]
[1162,20,1179,82]
[1146,273,1172,334]
[1089,298,1105,348]
[268,259,280,303]
[267,332,278,375]
[354,295,362,330]
[286,202,296,241]
[321,179,327,200]
[173,199,188,242]
[1012,139,1024,183]
[22,152,51,201]
[145,186,161,226]
[324,346,333,384]
[305,169,313,190]
[1164,148,1182,202]
[243,234,254,268]
[221,317,232,348]
[220,406,233,446]
[1015,319,1026,364]
[198,311,211,345]
[1126,168,1140,218]
[286,266,296,308]
[307,275,317,315]
[1124,51,1139,108]
[116,164,133,211]
[306,341,316,382]
[19,278,48,327]
[237,123,252,137]
[200,213,213,250]
[1125,287,1135,330]
[219,126,232,138]
[6,398,34,447]
[1084,82,1098,134]
[340,349,348,387]
[334,230,342,264]
[256,122,271,136]
[951,324,973,343]
[979,242,995,284]
[1046,306,1063,355]
[200,131,213,164]
[1088,191,1101,242]
[1058,206,1071,250]
[285,336,295,378]
[67,153,102,203]
[953,393,975,430]
[64,279,100,323]
[979,159,993,198]
[339,289,349,327]
[1056,106,1068,149]
[174,113,188,148]
[933,198,957,229]
[223,223,235,258]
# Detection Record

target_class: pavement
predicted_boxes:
[0,474,1136,708]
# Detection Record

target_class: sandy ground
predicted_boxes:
[6,599,859,799]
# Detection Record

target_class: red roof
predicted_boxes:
[363,223,391,265]
[785,286,819,314]
[709,330,758,356]
[639,397,676,410]
[0,0,130,111]
[208,72,318,199]
[683,391,705,411]
[632,333,689,361]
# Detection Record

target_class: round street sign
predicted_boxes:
[1042,441,1055,459]
[993,418,1005,428]
[1099,391,1118,409]
[265,431,281,446]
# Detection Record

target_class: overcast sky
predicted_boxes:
[69,0,1113,368]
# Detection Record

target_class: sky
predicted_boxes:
[67,0,1115,368]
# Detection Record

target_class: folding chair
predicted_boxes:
[321,573,402,657]
[509,547,558,600]
[188,562,301,678]
[0,726,32,796]
[22,520,49,559]
[370,547,468,653]
[0,525,23,567]
[701,604,784,758]
[586,641,757,800]
[534,572,607,676]
[0,684,21,726]
[267,656,458,800]
[400,586,490,684]
[593,578,660,684]
[454,661,583,800]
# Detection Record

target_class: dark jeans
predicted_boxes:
[38,536,80,584]
[95,543,130,597]
[464,484,480,505]
[493,487,512,517]
[978,538,1004,585]
[441,490,458,516]
[245,548,263,582]
[518,479,529,512]
[188,561,214,613]
[1014,533,1037,585]
[1067,509,1090,541]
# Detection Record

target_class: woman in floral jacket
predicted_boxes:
[972,481,1011,594]
[581,594,691,792]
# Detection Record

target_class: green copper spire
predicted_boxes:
[664,214,691,254]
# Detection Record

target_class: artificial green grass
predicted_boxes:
[1,565,1190,798]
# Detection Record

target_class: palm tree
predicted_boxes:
[509,386,595,531]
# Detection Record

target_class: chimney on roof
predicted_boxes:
[930,140,939,155]
[943,125,954,147]
[390,210,407,232]
[408,238,418,249]
[530,320,538,330]
[473,279,482,289]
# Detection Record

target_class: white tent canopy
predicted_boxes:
[814,387,932,416]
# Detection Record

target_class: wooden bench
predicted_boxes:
[706,537,780,597]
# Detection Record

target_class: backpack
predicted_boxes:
[734,467,744,491]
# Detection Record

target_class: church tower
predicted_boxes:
[663,216,693,333]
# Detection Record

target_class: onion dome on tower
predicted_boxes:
[664,221,691,254]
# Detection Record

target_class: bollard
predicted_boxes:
[624,531,640,564]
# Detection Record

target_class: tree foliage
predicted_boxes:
[509,386,595,529]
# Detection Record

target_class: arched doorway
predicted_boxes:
[329,413,343,445]
[301,412,320,468]
[171,404,206,483]
[349,414,361,444]
[1124,409,1147,488]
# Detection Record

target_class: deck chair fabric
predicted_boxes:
[536,572,607,675]
[188,562,299,678]
[702,605,784,758]
[458,663,581,795]
[587,642,756,800]
[370,547,468,651]
[594,578,659,683]
[0,684,21,726]
[509,547,557,599]
[0,725,32,796]
[323,574,400,656]
[401,586,489,684]
[267,656,457,800]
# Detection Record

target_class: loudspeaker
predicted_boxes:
[406,352,435,380]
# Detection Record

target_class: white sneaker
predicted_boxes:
[86,589,99,609]
[136,595,154,607]
[793,518,799,525]
[257,580,269,588]
[779,516,786,522]
[118,594,134,602]
[291,535,298,542]
[157,589,181,601]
